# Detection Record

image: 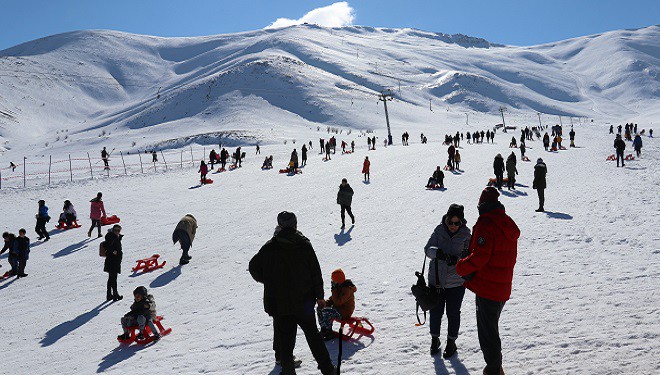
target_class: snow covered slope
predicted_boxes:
[0,25,659,159]
[0,121,658,374]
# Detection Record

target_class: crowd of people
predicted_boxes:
[1,120,653,375]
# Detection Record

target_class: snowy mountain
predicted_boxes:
[0,24,658,158]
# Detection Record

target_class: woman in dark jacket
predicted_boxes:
[337,178,355,228]
[104,224,123,301]
[424,204,471,358]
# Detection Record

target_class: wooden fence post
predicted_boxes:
[138,152,144,173]
[48,155,52,185]
[23,156,26,187]
[160,150,167,171]
[69,154,73,182]
[120,151,127,175]
[87,152,93,180]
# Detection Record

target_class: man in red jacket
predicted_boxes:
[456,187,519,375]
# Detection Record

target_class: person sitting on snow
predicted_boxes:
[59,200,77,227]
[117,286,160,341]
[426,166,445,188]
[317,269,357,340]
[262,156,273,169]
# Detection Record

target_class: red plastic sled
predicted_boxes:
[201,178,214,184]
[101,215,121,226]
[426,184,445,190]
[487,177,509,187]
[56,220,81,230]
[606,154,616,161]
[332,317,375,341]
[117,316,172,345]
[228,164,239,171]
[279,168,302,174]
[0,271,11,280]
[343,150,353,154]
[132,254,166,273]
[521,156,531,162]
[624,154,635,161]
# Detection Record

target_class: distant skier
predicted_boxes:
[10,162,16,172]
[533,158,547,212]
[493,154,505,190]
[337,178,355,229]
[609,125,614,134]
[256,144,261,155]
[614,134,626,167]
[543,133,550,151]
[35,200,50,241]
[362,156,370,182]
[101,147,110,168]
[351,140,355,153]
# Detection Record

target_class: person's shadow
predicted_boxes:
[545,211,573,220]
[334,226,354,246]
[326,335,372,363]
[97,341,152,373]
[433,353,470,374]
[52,238,92,258]
[149,265,182,288]
[40,300,114,347]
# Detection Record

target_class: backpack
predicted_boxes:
[99,241,106,257]
[146,295,157,318]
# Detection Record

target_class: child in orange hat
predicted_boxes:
[317,269,357,340]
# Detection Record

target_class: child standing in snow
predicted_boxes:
[362,156,370,182]
[35,200,50,241]
[317,269,357,340]
[118,286,160,341]
[199,161,208,184]
[15,228,30,278]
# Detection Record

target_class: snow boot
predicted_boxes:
[87,230,92,238]
[443,339,457,358]
[275,356,302,368]
[482,367,505,375]
[113,295,123,301]
[117,333,130,341]
[535,207,544,212]
[179,257,190,265]
[430,336,440,355]
[320,364,337,375]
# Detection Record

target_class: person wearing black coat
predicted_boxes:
[337,178,355,228]
[104,224,123,301]
[249,212,336,375]
[15,229,30,278]
[614,134,626,167]
[493,154,505,190]
[533,158,547,212]
[1,232,18,276]
[301,144,308,167]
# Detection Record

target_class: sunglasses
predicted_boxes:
[446,220,461,226]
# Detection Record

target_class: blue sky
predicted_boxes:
[1,0,658,50]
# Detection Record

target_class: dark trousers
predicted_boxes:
[18,259,27,275]
[340,205,354,226]
[616,152,624,167]
[35,218,49,239]
[507,174,516,190]
[65,213,76,226]
[89,219,101,235]
[495,173,504,189]
[273,311,334,375]
[8,255,18,275]
[200,173,207,183]
[429,286,466,339]
[476,295,506,375]
[107,271,118,297]
[635,147,641,158]
[537,188,545,210]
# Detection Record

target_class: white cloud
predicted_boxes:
[265,2,355,29]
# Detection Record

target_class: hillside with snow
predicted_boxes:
[0,24,659,160]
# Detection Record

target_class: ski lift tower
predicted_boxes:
[379,89,394,145]
[499,106,507,133]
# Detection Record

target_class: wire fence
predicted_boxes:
[0,145,220,189]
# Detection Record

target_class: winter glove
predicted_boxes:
[446,255,459,266]
[435,248,447,262]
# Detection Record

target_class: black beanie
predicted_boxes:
[277,211,297,228]
[446,204,465,221]
[133,286,148,297]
